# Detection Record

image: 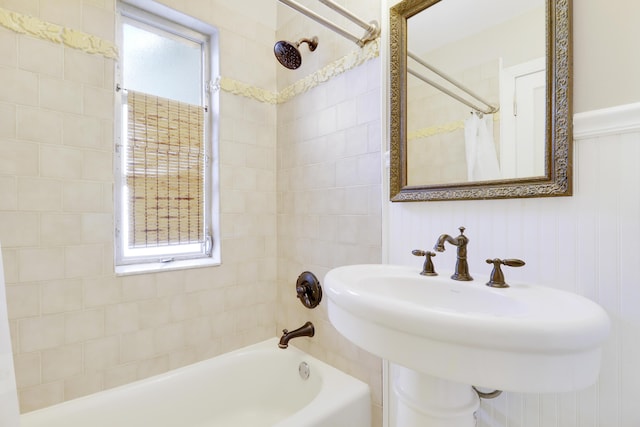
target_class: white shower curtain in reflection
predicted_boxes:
[464,113,501,181]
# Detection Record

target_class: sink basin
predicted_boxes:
[325,264,610,393]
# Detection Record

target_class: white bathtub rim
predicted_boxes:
[20,337,371,427]
[20,338,302,416]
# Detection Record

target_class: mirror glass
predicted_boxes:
[389,0,572,201]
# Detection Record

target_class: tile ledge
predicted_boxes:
[115,258,220,276]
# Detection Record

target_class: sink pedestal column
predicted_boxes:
[390,364,480,427]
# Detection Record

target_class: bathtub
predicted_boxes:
[20,338,371,427]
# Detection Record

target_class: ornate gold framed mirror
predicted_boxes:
[389,0,572,201]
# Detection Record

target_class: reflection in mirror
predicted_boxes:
[407,0,544,185]
[389,0,572,201]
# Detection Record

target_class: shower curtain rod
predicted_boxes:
[278,0,380,47]
[408,51,498,115]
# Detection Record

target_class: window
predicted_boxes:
[115,1,220,274]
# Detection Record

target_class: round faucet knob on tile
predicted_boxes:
[296,271,322,309]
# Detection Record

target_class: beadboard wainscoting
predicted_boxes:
[386,102,640,427]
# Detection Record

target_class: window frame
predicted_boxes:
[114,0,220,275]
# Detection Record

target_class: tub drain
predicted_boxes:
[299,361,310,380]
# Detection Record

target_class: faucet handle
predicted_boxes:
[485,258,525,288]
[296,271,322,309]
[412,249,437,276]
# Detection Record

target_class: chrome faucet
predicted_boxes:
[434,226,473,281]
[278,321,315,349]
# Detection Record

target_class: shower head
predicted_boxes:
[274,36,318,70]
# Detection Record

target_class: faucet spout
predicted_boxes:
[434,234,457,252]
[433,226,473,281]
[278,321,315,349]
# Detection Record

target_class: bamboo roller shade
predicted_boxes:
[126,90,205,248]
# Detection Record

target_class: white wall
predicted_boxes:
[573,1,640,112]
[387,104,640,426]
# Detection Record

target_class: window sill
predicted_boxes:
[115,257,220,276]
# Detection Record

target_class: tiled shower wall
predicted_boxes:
[275,2,384,425]
[276,57,384,425]
[387,106,640,426]
[0,0,278,412]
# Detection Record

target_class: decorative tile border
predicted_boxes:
[408,119,465,141]
[408,113,500,141]
[0,7,118,59]
[0,6,379,104]
[219,78,278,105]
[276,38,380,104]
[221,38,380,105]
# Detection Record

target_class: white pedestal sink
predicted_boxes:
[325,264,610,427]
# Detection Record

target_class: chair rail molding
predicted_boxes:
[574,102,640,140]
